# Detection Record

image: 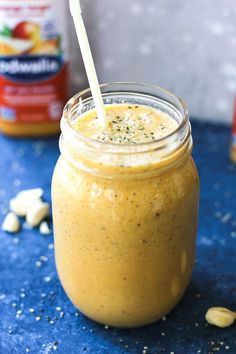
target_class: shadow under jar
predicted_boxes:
[51,82,199,328]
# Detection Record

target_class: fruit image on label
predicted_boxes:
[0,0,70,134]
[0,34,32,55]
[0,20,61,56]
[13,21,40,43]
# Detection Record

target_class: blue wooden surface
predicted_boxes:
[0,121,236,354]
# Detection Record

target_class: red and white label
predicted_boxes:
[0,0,69,124]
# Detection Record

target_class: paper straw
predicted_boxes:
[69,0,107,125]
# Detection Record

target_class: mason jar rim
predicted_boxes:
[60,82,190,156]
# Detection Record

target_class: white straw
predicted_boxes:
[69,0,107,126]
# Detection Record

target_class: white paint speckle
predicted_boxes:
[199,236,213,246]
[221,213,232,224]
[209,22,225,36]
[11,161,21,171]
[215,100,228,113]
[229,37,236,46]
[44,276,51,283]
[147,4,156,14]
[35,261,42,268]
[225,80,236,93]
[13,179,22,187]
[32,142,46,157]
[222,8,230,17]
[48,243,54,250]
[220,239,226,246]
[139,43,152,56]
[12,237,20,244]
[221,63,236,77]
[130,3,142,15]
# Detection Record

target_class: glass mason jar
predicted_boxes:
[52,82,199,328]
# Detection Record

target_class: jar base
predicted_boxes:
[67,286,190,329]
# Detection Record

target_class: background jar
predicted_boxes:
[52,82,200,328]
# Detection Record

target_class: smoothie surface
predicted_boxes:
[72,104,178,144]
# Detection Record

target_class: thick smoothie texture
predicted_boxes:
[74,104,178,143]
[52,104,199,328]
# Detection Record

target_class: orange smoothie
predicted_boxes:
[52,83,199,328]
